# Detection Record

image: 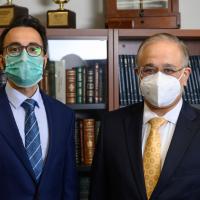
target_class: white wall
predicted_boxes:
[0,0,200,29]
[180,0,200,29]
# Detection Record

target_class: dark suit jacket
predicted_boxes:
[90,102,200,200]
[0,87,77,200]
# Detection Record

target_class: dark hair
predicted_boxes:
[0,15,47,54]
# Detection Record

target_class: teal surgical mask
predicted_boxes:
[4,50,44,88]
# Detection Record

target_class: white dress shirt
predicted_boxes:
[142,99,183,168]
[5,82,49,160]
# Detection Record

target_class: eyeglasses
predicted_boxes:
[3,43,43,57]
[138,65,185,77]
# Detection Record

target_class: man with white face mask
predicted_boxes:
[90,33,200,200]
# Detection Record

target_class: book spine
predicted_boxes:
[132,55,143,102]
[192,56,200,103]
[94,63,99,103]
[127,55,134,104]
[98,65,104,103]
[82,67,86,104]
[83,119,95,165]
[75,120,81,165]
[76,67,83,104]
[55,60,66,104]
[79,120,84,164]
[66,69,76,104]
[43,69,49,95]
[86,67,94,103]
[119,55,126,106]
[47,60,56,98]
[123,55,131,105]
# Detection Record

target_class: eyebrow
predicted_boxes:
[142,63,156,68]
[4,42,42,48]
[142,63,178,68]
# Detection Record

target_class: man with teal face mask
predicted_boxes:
[4,43,44,88]
[0,15,77,200]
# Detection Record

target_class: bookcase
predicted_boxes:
[113,29,200,110]
[46,29,114,200]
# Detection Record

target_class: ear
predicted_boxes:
[182,67,191,87]
[135,67,139,75]
[43,54,48,70]
[0,55,4,70]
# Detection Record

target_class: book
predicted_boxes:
[46,60,56,98]
[76,66,84,104]
[86,67,95,104]
[66,69,76,104]
[83,119,95,165]
[55,60,66,104]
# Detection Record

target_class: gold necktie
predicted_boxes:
[143,117,166,199]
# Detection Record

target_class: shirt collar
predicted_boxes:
[143,98,183,125]
[5,82,43,109]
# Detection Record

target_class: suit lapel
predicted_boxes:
[0,89,36,181]
[124,103,147,200]
[152,103,199,198]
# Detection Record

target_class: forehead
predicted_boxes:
[138,40,183,67]
[3,27,43,47]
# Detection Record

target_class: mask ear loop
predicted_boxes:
[136,67,143,82]
[177,68,187,96]
[177,68,186,81]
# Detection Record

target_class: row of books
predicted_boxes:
[183,55,200,104]
[119,54,143,106]
[66,61,106,104]
[119,54,200,106]
[39,59,106,104]
[75,118,100,166]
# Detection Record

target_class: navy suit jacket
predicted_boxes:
[90,102,200,200]
[0,87,77,200]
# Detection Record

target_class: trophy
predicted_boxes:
[0,0,29,27]
[47,0,76,28]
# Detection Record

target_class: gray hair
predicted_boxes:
[136,33,189,68]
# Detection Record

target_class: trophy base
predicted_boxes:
[47,9,76,28]
[0,5,29,27]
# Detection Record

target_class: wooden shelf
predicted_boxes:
[66,103,106,110]
[118,29,200,40]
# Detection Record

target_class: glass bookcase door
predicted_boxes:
[45,39,108,106]
[143,0,168,9]
[117,0,168,10]
[48,39,107,62]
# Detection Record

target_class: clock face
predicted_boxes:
[117,0,168,10]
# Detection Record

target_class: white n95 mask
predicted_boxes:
[140,72,182,107]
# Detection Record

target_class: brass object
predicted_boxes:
[0,0,28,27]
[47,0,76,28]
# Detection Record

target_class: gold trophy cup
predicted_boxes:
[47,0,76,28]
[0,0,29,27]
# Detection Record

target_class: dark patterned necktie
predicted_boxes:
[21,99,43,181]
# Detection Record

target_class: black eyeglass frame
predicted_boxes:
[3,42,44,57]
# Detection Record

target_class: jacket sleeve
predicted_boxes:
[89,117,107,200]
[63,111,78,200]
